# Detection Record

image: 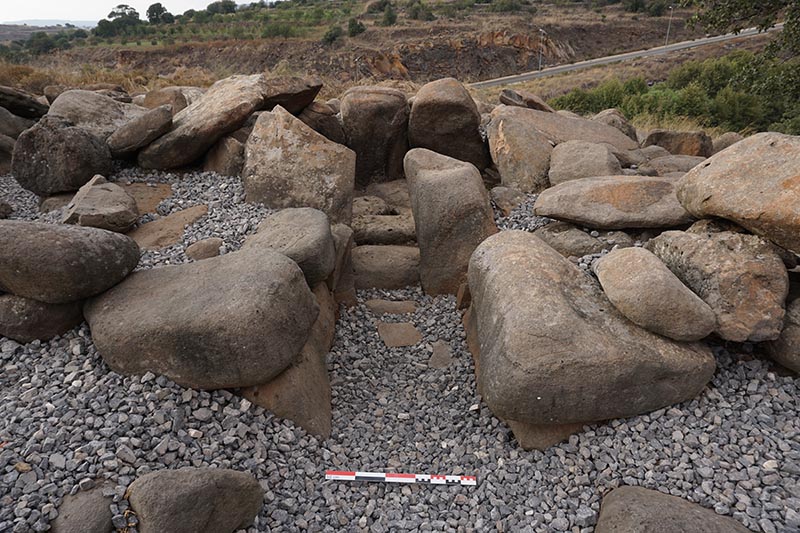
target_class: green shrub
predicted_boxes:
[262,22,298,38]
[348,18,366,36]
[489,0,522,12]
[381,4,397,26]
[322,25,343,44]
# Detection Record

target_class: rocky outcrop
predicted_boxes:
[243,106,355,224]
[646,228,788,342]
[676,132,800,254]
[534,176,693,229]
[408,78,488,169]
[341,86,409,186]
[594,247,716,341]
[62,175,139,233]
[548,140,621,185]
[404,148,497,295]
[0,221,139,304]
[127,468,262,533]
[84,246,318,389]
[12,116,113,196]
[487,106,553,193]
[468,231,715,449]
[643,129,713,157]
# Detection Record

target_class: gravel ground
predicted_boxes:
[1,171,799,533]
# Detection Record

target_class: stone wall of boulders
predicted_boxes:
[1,72,798,531]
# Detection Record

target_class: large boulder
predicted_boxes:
[243,207,336,286]
[352,213,416,245]
[243,106,355,224]
[498,88,555,113]
[48,90,147,140]
[202,136,244,177]
[500,106,638,151]
[548,140,622,185]
[643,129,713,157]
[639,154,705,176]
[50,484,114,533]
[62,175,139,233]
[106,104,173,158]
[138,74,271,169]
[127,468,262,533]
[84,246,318,389]
[341,86,408,186]
[532,221,606,258]
[408,78,488,169]
[646,229,788,342]
[486,105,553,193]
[0,85,48,118]
[352,245,420,289]
[592,108,637,141]
[768,298,800,373]
[0,106,35,139]
[11,115,113,196]
[676,132,800,254]
[468,231,715,448]
[534,176,693,230]
[712,131,744,154]
[0,221,139,304]
[0,295,83,343]
[594,247,716,341]
[404,148,497,295]
[261,76,322,114]
[142,86,204,114]
[297,101,346,145]
[595,486,752,533]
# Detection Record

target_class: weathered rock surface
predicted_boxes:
[0,200,11,219]
[646,229,788,342]
[329,223,356,305]
[468,231,714,430]
[242,283,335,437]
[676,132,800,254]
[84,246,318,389]
[0,133,13,174]
[377,321,423,347]
[106,104,173,157]
[548,140,622,185]
[185,237,223,260]
[712,131,744,154]
[243,106,355,224]
[533,221,606,258]
[595,486,753,533]
[0,220,139,304]
[487,106,553,193]
[142,86,204,114]
[11,115,113,196]
[261,76,322,114]
[366,299,417,315]
[62,175,139,232]
[352,213,416,245]
[534,175,693,229]
[0,85,49,118]
[643,129,713,157]
[244,207,336,286]
[594,247,717,341]
[0,106,35,139]
[768,298,800,374]
[298,101,346,145]
[127,205,208,250]
[50,484,114,533]
[341,86,409,186]
[127,468,262,533]
[639,154,705,176]
[365,179,411,209]
[139,74,271,169]
[408,78,488,169]
[48,90,147,140]
[592,108,637,141]
[498,88,555,113]
[119,183,172,214]
[202,135,244,177]
[404,148,497,295]
[352,245,420,289]
[490,186,527,216]
[0,294,84,343]
[353,195,394,217]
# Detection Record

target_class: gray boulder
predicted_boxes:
[592,108,637,141]
[0,133,12,175]
[298,101,346,145]
[486,105,553,193]
[142,86,204,114]
[62,175,139,233]
[768,298,800,373]
[50,484,114,533]
[533,221,606,258]
[639,154,705,176]
[0,220,139,304]
[203,136,244,177]
[548,140,622,185]
[12,115,113,196]
[128,468,262,533]
[84,246,318,389]
[0,106,35,139]
[712,131,744,154]
[0,295,83,343]
[643,129,713,157]
[352,245,420,289]
[107,104,173,157]
[498,88,555,113]
[48,89,147,140]
[0,85,48,118]
[352,213,416,245]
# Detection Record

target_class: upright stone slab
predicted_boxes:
[243,106,355,224]
[404,148,497,295]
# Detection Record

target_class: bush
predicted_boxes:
[489,0,522,12]
[262,22,298,38]
[322,25,343,44]
[408,0,435,20]
[348,18,366,36]
[381,4,397,26]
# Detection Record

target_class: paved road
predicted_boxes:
[470,24,783,89]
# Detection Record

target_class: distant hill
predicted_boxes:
[2,20,96,28]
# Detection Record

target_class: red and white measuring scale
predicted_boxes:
[325,470,477,486]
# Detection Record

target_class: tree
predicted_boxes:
[207,0,237,14]
[147,3,167,23]
[348,18,366,36]
[108,4,140,20]
[680,0,800,55]
[322,25,343,44]
[381,4,397,26]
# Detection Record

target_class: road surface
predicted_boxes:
[470,24,783,89]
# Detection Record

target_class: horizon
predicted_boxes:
[1,0,235,25]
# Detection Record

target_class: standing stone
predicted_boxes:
[48,90,147,140]
[534,175,693,229]
[595,486,752,533]
[298,101,346,145]
[487,106,553,193]
[408,78,489,169]
[404,148,497,295]
[646,229,788,342]
[0,221,140,304]
[0,85,49,118]
[676,132,800,254]
[594,247,716,341]
[107,104,173,157]
[62,175,139,233]
[468,231,715,448]
[341,86,409,186]
[643,129,713,157]
[84,246,318,389]
[127,468,262,533]
[139,74,271,169]
[12,116,113,196]
[203,136,244,177]
[768,298,800,373]
[548,140,622,185]
[243,106,355,224]
[0,295,84,343]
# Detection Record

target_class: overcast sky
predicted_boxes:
[2,0,218,23]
